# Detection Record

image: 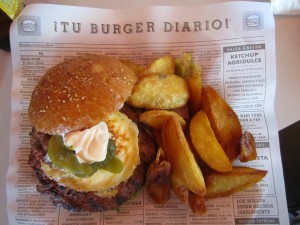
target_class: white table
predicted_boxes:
[1,1,300,224]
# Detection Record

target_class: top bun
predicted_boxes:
[28,54,137,135]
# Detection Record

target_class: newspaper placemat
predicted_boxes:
[7,2,289,225]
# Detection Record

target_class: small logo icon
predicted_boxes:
[246,15,260,27]
[243,12,263,31]
[18,15,41,36]
[22,19,37,32]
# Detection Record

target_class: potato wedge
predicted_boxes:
[152,129,163,149]
[240,131,257,162]
[146,148,171,204]
[187,74,202,115]
[172,104,190,123]
[190,111,232,172]
[188,191,207,214]
[141,56,175,77]
[201,85,242,161]
[120,60,144,76]
[162,116,206,195]
[175,53,202,114]
[140,110,186,130]
[127,74,189,109]
[204,166,267,198]
[170,173,189,203]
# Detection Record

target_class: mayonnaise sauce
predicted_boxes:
[63,122,109,164]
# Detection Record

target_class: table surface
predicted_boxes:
[1,1,300,224]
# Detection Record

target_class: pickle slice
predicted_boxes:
[48,135,122,178]
[90,139,123,173]
[91,157,123,174]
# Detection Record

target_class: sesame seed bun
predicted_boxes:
[28,54,137,135]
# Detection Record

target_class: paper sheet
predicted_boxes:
[7,2,289,225]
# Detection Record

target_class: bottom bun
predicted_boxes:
[28,104,156,212]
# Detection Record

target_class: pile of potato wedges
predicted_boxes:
[125,54,267,214]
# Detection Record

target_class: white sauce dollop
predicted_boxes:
[63,122,109,164]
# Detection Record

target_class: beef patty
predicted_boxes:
[28,104,156,212]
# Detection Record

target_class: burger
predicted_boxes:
[28,54,156,212]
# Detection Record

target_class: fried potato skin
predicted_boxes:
[188,191,207,214]
[120,60,144,76]
[127,74,189,109]
[146,148,171,204]
[140,109,186,130]
[190,111,232,172]
[203,166,267,198]
[175,53,202,115]
[240,131,257,162]
[187,74,202,115]
[140,56,175,77]
[171,173,189,203]
[162,116,206,196]
[201,85,242,161]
